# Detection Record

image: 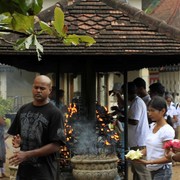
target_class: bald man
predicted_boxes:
[8,75,65,180]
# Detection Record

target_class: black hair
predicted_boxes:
[148,96,173,126]
[165,93,173,101]
[148,96,167,112]
[121,82,137,94]
[59,89,64,98]
[133,77,146,89]
[149,82,165,97]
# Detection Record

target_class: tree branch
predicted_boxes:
[0,36,15,45]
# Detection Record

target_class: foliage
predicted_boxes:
[0,97,14,117]
[145,0,161,14]
[0,0,96,61]
[0,0,43,15]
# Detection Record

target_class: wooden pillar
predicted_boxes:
[81,61,96,122]
[123,70,129,180]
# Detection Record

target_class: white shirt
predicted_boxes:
[128,96,150,147]
[176,104,180,126]
[146,123,175,171]
[142,94,151,107]
[165,104,178,128]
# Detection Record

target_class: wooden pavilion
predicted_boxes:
[0,1,180,178]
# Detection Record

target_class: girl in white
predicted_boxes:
[136,96,175,180]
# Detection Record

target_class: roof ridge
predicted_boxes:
[101,0,180,41]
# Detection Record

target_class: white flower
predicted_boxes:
[125,149,143,160]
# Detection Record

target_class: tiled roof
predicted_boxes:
[0,0,180,72]
[148,0,180,29]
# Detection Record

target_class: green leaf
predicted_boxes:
[78,36,96,46]
[64,34,96,46]
[0,12,12,24]
[0,0,43,15]
[11,12,34,34]
[14,34,43,61]
[14,38,27,51]
[14,34,34,50]
[18,0,43,15]
[0,97,13,117]
[33,35,43,61]
[52,7,65,36]
[39,21,54,36]
[0,12,13,30]
[0,0,19,14]
[63,35,80,46]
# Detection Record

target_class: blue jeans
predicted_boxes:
[131,161,151,180]
[151,165,172,180]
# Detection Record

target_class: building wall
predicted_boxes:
[7,69,35,99]
[43,0,58,10]
[0,72,7,99]
[6,68,36,110]
[128,0,142,9]
[159,71,180,103]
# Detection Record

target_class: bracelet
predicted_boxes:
[171,153,176,163]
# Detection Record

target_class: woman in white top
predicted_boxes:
[136,96,175,180]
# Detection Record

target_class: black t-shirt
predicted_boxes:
[8,102,65,179]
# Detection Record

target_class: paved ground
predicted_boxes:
[3,137,180,180]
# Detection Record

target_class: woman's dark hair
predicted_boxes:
[148,96,173,126]
[148,96,167,112]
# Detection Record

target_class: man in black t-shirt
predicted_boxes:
[8,75,65,180]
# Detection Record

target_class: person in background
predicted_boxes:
[135,96,175,180]
[165,93,178,137]
[133,77,151,107]
[149,82,165,98]
[58,89,67,115]
[133,77,151,124]
[148,82,166,125]
[175,103,180,139]
[116,82,151,180]
[49,86,56,106]
[8,75,65,180]
[0,117,8,178]
[49,87,67,115]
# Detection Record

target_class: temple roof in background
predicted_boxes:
[146,0,180,29]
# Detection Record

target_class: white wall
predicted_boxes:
[128,0,142,9]
[7,68,36,106]
[0,72,7,99]
[159,71,180,103]
[43,0,58,10]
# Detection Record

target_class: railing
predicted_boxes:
[8,96,32,112]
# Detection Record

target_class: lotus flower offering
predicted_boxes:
[163,139,180,150]
[125,149,143,160]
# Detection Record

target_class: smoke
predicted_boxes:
[66,119,118,155]
[69,121,98,155]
